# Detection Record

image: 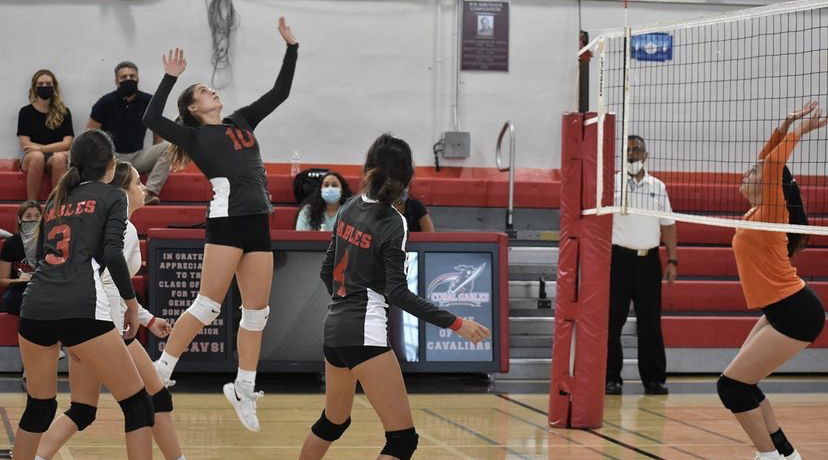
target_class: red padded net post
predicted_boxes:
[549,112,614,428]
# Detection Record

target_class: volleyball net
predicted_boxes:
[582,0,828,235]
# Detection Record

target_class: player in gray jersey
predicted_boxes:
[14,130,154,460]
[298,134,490,460]
[143,16,299,432]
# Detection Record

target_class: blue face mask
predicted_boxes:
[321,186,342,204]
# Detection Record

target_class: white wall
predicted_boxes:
[0,0,775,170]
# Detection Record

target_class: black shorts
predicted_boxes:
[323,346,392,369]
[762,286,825,343]
[20,152,54,170]
[19,318,115,347]
[205,214,271,253]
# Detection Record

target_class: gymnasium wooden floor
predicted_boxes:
[0,382,826,459]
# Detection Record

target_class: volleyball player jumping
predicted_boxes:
[14,130,154,460]
[34,161,184,460]
[297,134,491,460]
[143,16,298,431]
[721,101,827,460]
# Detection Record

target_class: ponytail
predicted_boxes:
[46,130,115,220]
[46,166,82,218]
[782,166,809,257]
[361,134,415,215]
[170,84,202,171]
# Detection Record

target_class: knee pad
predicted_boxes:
[751,384,766,404]
[380,427,419,460]
[64,402,97,431]
[239,306,270,332]
[717,375,759,414]
[19,395,57,433]
[117,389,155,432]
[186,295,222,325]
[311,410,351,442]
[151,387,173,413]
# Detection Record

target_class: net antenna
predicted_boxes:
[207,0,239,89]
[581,0,828,236]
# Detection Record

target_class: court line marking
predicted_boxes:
[0,408,13,444]
[492,408,623,460]
[601,419,709,460]
[416,429,478,460]
[495,393,667,460]
[639,407,744,444]
[421,408,532,460]
[58,446,76,460]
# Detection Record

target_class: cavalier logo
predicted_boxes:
[427,264,490,307]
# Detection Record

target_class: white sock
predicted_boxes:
[174,456,186,460]
[157,351,180,379]
[236,368,256,387]
[35,456,49,460]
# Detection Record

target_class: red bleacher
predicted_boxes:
[0,159,826,352]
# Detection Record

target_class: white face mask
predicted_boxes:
[627,160,644,176]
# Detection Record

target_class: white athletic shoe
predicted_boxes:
[152,360,176,388]
[785,451,802,460]
[223,381,263,432]
[754,452,783,460]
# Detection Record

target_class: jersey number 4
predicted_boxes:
[45,224,71,265]
[333,252,349,297]
[225,128,255,151]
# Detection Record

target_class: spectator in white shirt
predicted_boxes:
[606,135,678,396]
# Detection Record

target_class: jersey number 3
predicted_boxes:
[333,252,349,297]
[45,224,71,265]
[225,128,255,151]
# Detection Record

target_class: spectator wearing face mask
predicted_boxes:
[606,134,678,396]
[393,187,435,232]
[296,172,353,231]
[17,70,72,201]
[0,201,42,315]
[87,61,171,205]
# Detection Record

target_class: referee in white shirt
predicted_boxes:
[606,135,678,395]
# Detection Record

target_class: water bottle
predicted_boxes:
[290,150,301,176]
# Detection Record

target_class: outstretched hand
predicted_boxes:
[794,106,828,137]
[278,16,298,45]
[163,48,187,77]
[782,101,818,132]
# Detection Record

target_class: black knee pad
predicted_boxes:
[117,389,155,432]
[750,384,766,404]
[717,375,759,414]
[151,387,173,413]
[380,427,419,460]
[19,395,58,433]
[311,410,351,442]
[65,402,97,431]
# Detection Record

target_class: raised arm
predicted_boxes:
[142,48,197,149]
[237,17,299,130]
[760,101,818,160]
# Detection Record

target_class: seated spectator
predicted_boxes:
[87,61,171,204]
[394,188,435,232]
[296,172,352,231]
[0,201,42,315]
[17,70,72,201]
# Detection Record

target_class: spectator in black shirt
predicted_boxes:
[393,188,435,232]
[17,70,72,201]
[88,61,171,205]
[0,201,42,316]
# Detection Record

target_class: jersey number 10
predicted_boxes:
[225,128,255,151]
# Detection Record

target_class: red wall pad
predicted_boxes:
[549,113,614,429]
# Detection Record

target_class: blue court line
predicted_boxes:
[421,408,532,460]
